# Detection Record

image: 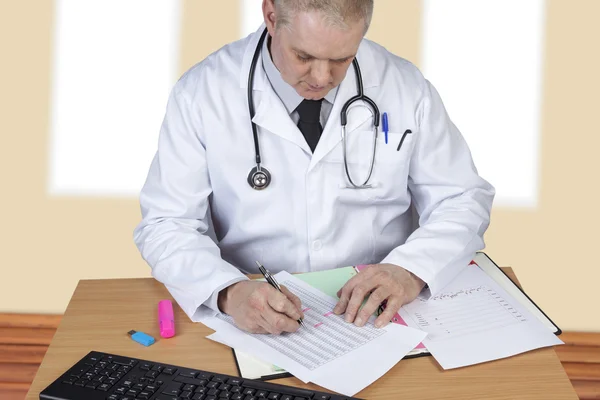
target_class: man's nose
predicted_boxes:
[311,61,332,87]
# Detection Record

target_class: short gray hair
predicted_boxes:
[273,0,374,33]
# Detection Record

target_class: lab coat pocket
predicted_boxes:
[324,129,415,203]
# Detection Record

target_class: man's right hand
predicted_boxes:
[217,280,304,334]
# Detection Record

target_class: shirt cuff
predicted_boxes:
[203,276,249,315]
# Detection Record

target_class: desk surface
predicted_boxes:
[26,268,578,400]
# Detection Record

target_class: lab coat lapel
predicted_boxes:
[251,86,312,153]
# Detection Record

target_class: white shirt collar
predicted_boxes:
[261,34,338,114]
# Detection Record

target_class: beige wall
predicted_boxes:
[1,1,599,332]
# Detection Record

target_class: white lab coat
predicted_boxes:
[133,25,495,322]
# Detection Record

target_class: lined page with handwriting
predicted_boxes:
[399,266,563,369]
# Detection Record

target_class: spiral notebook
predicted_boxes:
[232,252,561,380]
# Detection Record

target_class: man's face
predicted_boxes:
[267,10,365,100]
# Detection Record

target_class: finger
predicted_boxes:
[344,278,377,323]
[280,285,304,317]
[334,273,367,315]
[354,287,390,327]
[374,296,402,328]
[261,305,299,334]
[267,289,303,321]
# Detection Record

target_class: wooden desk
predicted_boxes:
[26,268,578,400]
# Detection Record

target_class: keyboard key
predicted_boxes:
[211,376,226,383]
[155,397,178,400]
[184,384,197,392]
[107,377,118,386]
[69,365,90,377]
[180,371,198,378]
[195,386,208,394]
[145,384,158,392]
[115,386,127,394]
[280,396,293,400]
[140,363,153,370]
[126,389,140,397]
[138,390,152,399]
[85,381,99,389]
[231,394,244,400]
[205,396,217,400]
[61,376,78,385]
[175,376,208,386]
[219,392,232,399]
[97,383,111,391]
[133,383,145,391]
[74,379,88,387]
[181,391,193,399]
[198,372,213,380]
[207,388,220,396]
[228,378,243,386]
[192,394,205,400]
[207,381,220,389]
[255,390,268,397]
[314,395,330,400]
[243,388,256,396]
[163,367,177,375]
[267,393,281,399]
[146,370,159,379]
[219,384,231,391]
[107,395,119,400]
[152,365,164,372]
[230,386,243,393]
[162,383,182,396]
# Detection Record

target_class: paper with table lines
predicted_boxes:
[200,271,426,397]
[398,265,563,369]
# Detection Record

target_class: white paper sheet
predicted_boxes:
[398,265,563,369]
[200,271,427,397]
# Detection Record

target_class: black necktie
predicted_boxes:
[296,99,323,152]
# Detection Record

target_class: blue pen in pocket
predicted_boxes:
[382,112,389,144]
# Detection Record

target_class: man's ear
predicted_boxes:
[262,0,277,34]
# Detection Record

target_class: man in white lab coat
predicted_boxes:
[134,0,495,335]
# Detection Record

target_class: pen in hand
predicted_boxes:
[255,261,306,328]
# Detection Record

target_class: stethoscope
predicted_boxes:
[247,28,380,190]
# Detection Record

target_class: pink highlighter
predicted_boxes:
[158,299,175,338]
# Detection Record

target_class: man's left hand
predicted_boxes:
[333,263,426,328]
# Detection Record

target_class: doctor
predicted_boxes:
[134,0,495,335]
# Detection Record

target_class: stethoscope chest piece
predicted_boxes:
[248,165,271,190]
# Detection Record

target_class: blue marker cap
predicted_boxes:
[382,112,389,144]
[128,330,155,346]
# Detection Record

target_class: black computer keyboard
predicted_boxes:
[39,351,362,400]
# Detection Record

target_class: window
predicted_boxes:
[48,0,182,196]
[421,0,545,207]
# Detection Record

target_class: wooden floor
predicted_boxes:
[2,313,599,400]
